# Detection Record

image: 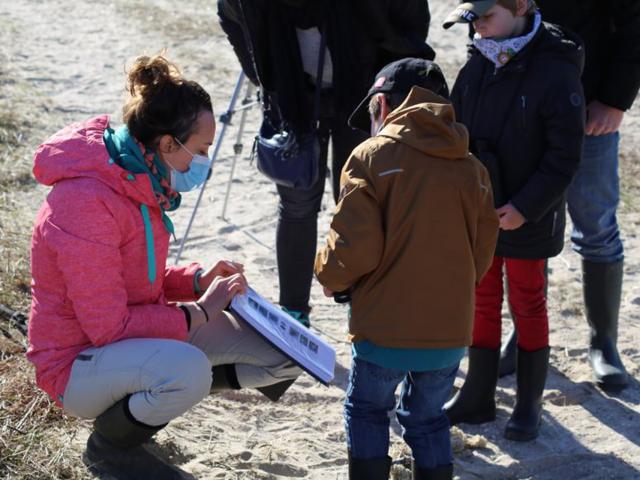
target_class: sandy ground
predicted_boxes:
[2,0,639,478]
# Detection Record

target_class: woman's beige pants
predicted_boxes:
[62,311,301,426]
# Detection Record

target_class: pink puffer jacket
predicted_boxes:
[27,115,201,406]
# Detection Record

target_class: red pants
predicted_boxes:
[473,256,548,352]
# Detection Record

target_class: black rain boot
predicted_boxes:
[499,328,517,378]
[212,363,295,402]
[348,454,392,480]
[444,347,499,425]
[583,259,628,392]
[504,346,549,442]
[411,460,453,480]
[256,379,296,402]
[412,461,453,480]
[83,396,182,480]
[211,364,242,393]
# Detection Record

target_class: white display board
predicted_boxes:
[230,287,336,385]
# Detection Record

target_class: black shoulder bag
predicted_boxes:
[254,26,326,190]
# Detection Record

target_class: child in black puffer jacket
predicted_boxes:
[442,0,585,441]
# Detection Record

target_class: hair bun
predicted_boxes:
[122,53,212,147]
[127,54,183,98]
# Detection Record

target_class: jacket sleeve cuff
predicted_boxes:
[193,269,204,295]
[509,197,540,224]
[163,262,203,302]
[597,69,640,112]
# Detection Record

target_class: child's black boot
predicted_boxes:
[412,460,453,479]
[504,346,550,441]
[348,454,391,480]
[444,347,499,425]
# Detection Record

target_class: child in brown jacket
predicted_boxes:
[315,58,499,480]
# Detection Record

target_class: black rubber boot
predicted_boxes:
[82,396,181,480]
[412,461,453,480]
[444,347,499,425]
[212,363,296,402]
[499,328,517,378]
[504,346,549,442]
[211,364,242,393]
[256,379,296,402]
[348,455,392,480]
[583,259,628,392]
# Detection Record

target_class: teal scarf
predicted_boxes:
[103,125,180,236]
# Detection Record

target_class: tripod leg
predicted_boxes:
[174,72,245,264]
[222,82,255,221]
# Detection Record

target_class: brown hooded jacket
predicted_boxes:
[315,87,498,348]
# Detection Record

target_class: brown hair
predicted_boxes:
[496,0,538,16]
[122,54,212,146]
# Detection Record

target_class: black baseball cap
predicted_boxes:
[348,58,449,133]
[443,1,497,29]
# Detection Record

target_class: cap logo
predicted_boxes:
[455,7,478,22]
[374,76,387,89]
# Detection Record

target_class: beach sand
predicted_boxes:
[2,0,639,478]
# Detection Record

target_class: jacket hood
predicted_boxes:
[378,86,470,160]
[32,115,157,207]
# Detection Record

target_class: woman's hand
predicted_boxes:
[497,203,526,231]
[199,260,244,291]
[198,272,248,319]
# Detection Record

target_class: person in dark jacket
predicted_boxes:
[442,0,585,441]
[499,0,640,392]
[218,0,434,326]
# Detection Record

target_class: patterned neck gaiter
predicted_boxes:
[473,12,542,68]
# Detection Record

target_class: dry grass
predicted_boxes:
[0,352,89,480]
[0,61,88,480]
[0,62,39,192]
[0,189,32,313]
[0,104,36,312]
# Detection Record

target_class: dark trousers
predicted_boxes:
[276,118,367,313]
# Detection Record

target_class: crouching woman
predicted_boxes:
[27,54,300,479]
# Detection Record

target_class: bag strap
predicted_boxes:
[246,6,327,134]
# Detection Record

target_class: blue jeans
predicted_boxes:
[568,132,623,263]
[344,357,458,469]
